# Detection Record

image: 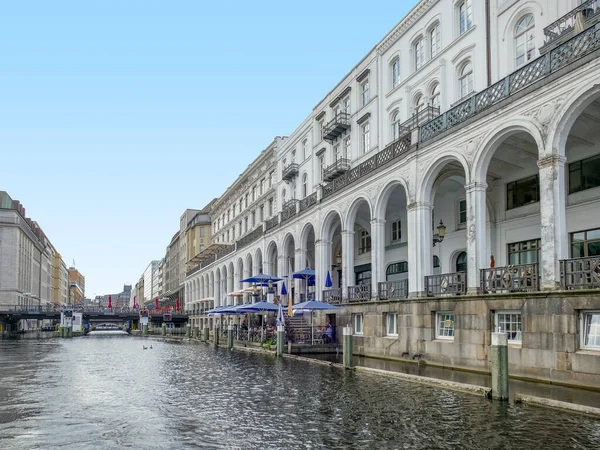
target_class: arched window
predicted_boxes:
[429,23,440,58]
[282,188,287,206]
[392,111,402,140]
[413,94,425,115]
[430,84,441,110]
[391,58,401,88]
[456,252,467,272]
[515,14,535,67]
[302,173,308,198]
[433,255,440,268]
[414,37,425,71]
[291,149,296,163]
[459,61,473,99]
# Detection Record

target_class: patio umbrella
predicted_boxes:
[238,301,280,342]
[293,268,315,302]
[241,273,283,283]
[325,271,333,288]
[292,300,341,344]
[276,302,285,327]
[107,295,112,309]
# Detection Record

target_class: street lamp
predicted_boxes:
[433,220,446,247]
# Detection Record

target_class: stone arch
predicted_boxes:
[254,247,263,273]
[373,177,410,219]
[472,118,544,181]
[300,221,316,250]
[417,151,471,202]
[320,208,344,242]
[344,195,374,231]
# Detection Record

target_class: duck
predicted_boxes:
[143,345,148,350]
[149,345,153,349]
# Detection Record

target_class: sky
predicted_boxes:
[0,0,416,298]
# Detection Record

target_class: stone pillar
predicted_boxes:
[276,325,285,356]
[343,325,353,369]
[491,332,509,401]
[214,278,221,307]
[407,201,433,297]
[465,182,488,294]
[193,326,199,339]
[227,325,234,349]
[142,323,148,335]
[295,248,306,301]
[203,326,209,342]
[161,323,167,336]
[341,230,355,299]
[370,218,386,300]
[315,239,330,301]
[538,155,567,289]
[214,325,220,347]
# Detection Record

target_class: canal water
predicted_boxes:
[1,337,600,449]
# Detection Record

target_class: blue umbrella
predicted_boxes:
[241,273,283,283]
[293,268,316,286]
[325,271,333,288]
[237,301,280,313]
[276,303,285,327]
[281,281,287,296]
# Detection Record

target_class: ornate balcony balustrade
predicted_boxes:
[322,288,342,305]
[421,23,600,143]
[323,158,351,182]
[378,280,409,300]
[347,284,371,303]
[425,272,466,297]
[299,192,318,212]
[265,216,279,231]
[216,245,235,260]
[560,256,600,290]
[281,163,299,182]
[322,112,351,142]
[480,264,539,294]
[281,200,298,223]
[236,227,263,251]
[543,0,600,49]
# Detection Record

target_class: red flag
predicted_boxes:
[108,295,112,309]
[155,296,159,309]
[133,295,137,309]
[175,297,180,312]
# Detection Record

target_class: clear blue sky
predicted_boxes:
[0,0,416,298]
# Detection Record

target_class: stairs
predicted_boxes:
[283,311,313,344]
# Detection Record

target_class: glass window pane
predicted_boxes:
[587,229,600,241]
[587,242,600,257]
[572,242,585,258]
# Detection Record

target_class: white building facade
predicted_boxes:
[185,0,600,387]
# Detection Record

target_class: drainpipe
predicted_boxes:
[486,0,492,86]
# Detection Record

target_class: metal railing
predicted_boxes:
[322,288,342,305]
[281,200,298,223]
[560,256,600,289]
[281,163,299,181]
[265,216,279,231]
[378,280,409,300]
[425,272,466,297]
[216,245,235,260]
[480,264,539,294]
[323,158,351,182]
[323,132,411,199]
[323,112,351,141]
[543,0,600,47]
[299,192,318,212]
[236,226,263,250]
[421,23,600,143]
[347,284,371,303]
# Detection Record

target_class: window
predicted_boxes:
[456,251,467,272]
[414,37,425,71]
[413,94,426,115]
[430,23,441,58]
[431,84,441,110]
[334,143,341,161]
[238,221,242,235]
[252,211,256,227]
[268,198,273,217]
[226,230,230,242]
[292,149,296,163]
[361,80,370,106]
[281,189,287,206]
[459,61,474,99]
[387,262,408,275]
[302,173,308,198]
[507,175,539,209]
[391,219,402,241]
[343,97,351,114]
[269,171,274,187]
[386,313,398,336]
[245,194,249,208]
[392,111,402,140]
[260,178,265,195]
[344,136,352,161]
[495,311,522,343]
[582,312,600,349]
[319,156,325,182]
[232,227,235,240]
[458,199,467,225]
[356,265,371,286]
[244,217,248,233]
[459,0,473,35]
[569,154,600,193]
[515,14,535,67]
[508,239,540,265]
[361,122,370,154]
[571,228,600,258]
[433,255,440,268]
[353,313,364,335]
[200,244,204,252]
[252,187,256,201]
[302,140,308,160]
[392,59,401,88]
[359,230,371,254]
[239,199,243,211]
[436,312,455,339]
[200,227,204,238]
[318,120,325,141]
[260,205,264,221]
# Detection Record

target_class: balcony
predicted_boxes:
[322,288,342,305]
[323,158,351,182]
[560,256,600,290]
[299,192,318,212]
[281,163,299,182]
[425,272,466,297]
[378,280,409,300]
[347,284,371,303]
[281,199,298,223]
[480,264,539,294]
[322,112,351,142]
[542,0,600,52]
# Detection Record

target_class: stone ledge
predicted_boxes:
[515,394,600,418]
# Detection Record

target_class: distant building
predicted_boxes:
[99,284,132,308]
[68,267,85,306]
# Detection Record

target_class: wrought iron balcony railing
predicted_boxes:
[281,199,298,223]
[378,280,409,300]
[560,256,600,290]
[322,288,342,305]
[323,112,351,141]
[542,0,600,49]
[299,192,318,212]
[236,227,263,251]
[421,23,600,143]
[480,264,539,294]
[425,272,466,297]
[265,216,279,231]
[323,158,351,182]
[281,163,299,182]
[347,284,371,303]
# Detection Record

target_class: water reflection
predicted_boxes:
[0,337,599,449]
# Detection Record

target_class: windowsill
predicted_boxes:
[577,348,600,355]
[457,223,466,230]
[508,342,522,348]
[353,333,364,337]
[433,338,454,342]
[385,335,399,339]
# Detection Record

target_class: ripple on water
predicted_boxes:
[1,337,600,449]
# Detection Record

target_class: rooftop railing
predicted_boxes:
[543,0,600,48]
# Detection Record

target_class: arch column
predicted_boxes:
[370,217,386,299]
[243,268,250,303]
[315,239,330,300]
[538,155,567,289]
[342,230,355,298]
[407,201,432,297]
[465,182,488,294]
[295,248,307,300]
[214,276,221,307]
[227,275,234,305]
